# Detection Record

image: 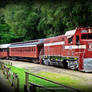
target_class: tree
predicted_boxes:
[0,0,92,44]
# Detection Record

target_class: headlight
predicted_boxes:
[88,29,92,33]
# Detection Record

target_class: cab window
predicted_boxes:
[68,37,73,44]
[76,36,80,45]
[81,34,92,39]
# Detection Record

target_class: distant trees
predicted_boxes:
[0,8,11,44]
[0,0,92,44]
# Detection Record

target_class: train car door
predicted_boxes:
[67,36,73,56]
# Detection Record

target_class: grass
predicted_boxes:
[36,71,92,92]
[2,63,92,92]
[8,66,72,92]
[37,72,80,86]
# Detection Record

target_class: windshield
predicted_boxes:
[81,34,92,39]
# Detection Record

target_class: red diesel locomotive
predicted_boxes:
[0,27,92,72]
[41,27,92,72]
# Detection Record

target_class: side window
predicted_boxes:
[0,49,3,52]
[68,37,73,44]
[76,36,80,45]
[5,48,7,52]
[62,38,64,41]
[32,48,33,52]
[2,49,4,52]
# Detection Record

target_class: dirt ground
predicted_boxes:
[1,59,92,92]
[0,70,15,92]
[1,59,92,82]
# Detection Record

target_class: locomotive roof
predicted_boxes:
[0,44,11,48]
[44,29,76,41]
[65,29,76,36]
[44,35,65,40]
[9,39,43,48]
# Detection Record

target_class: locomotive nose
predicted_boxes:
[83,41,92,72]
[83,58,92,72]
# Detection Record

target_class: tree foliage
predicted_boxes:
[0,0,92,44]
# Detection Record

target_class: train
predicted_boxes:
[0,27,92,72]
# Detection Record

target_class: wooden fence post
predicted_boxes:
[11,62,12,66]
[12,72,15,87]
[6,67,9,79]
[0,62,1,69]
[3,65,6,75]
[16,74,19,92]
[24,72,29,92]
[25,72,29,86]
[30,84,36,92]
[2,64,4,73]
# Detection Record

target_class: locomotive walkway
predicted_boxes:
[0,70,14,92]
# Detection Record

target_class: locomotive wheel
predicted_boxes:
[12,57,17,61]
[33,60,39,64]
[68,61,78,70]
[6,57,9,60]
[70,65,76,70]
[44,60,51,66]
[62,60,68,68]
[41,60,44,64]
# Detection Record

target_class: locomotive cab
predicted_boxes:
[70,28,92,72]
[65,27,92,72]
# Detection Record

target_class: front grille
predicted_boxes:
[84,58,92,72]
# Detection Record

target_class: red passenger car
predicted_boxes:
[0,44,10,59]
[9,39,43,62]
[41,27,92,72]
